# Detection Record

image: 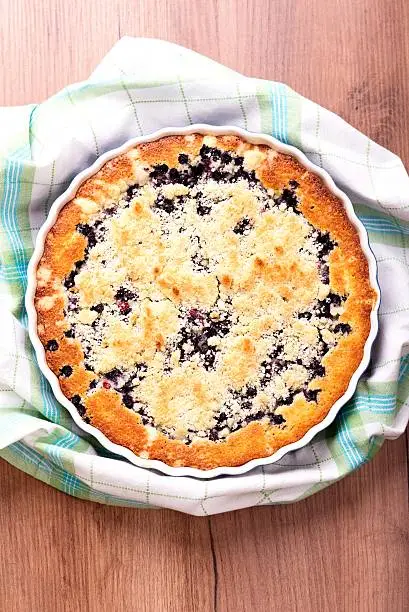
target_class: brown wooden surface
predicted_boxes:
[0,1,408,611]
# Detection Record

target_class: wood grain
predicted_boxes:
[0,1,408,611]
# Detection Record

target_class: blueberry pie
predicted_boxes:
[34,134,377,469]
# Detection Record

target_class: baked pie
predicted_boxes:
[34,133,377,469]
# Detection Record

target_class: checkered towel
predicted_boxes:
[0,38,408,515]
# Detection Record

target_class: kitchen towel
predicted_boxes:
[0,37,408,515]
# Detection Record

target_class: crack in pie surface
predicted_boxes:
[34,133,377,469]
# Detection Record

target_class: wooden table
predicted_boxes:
[0,1,408,610]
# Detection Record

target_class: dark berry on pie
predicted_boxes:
[233,217,253,235]
[60,365,73,377]
[90,303,104,314]
[200,144,211,158]
[115,287,136,301]
[304,388,320,402]
[309,360,326,378]
[178,153,189,164]
[316,231,336,257]
[275,188,299,213]
[71,394,86,417]
[155,196,175,213]
[104,368,121,381]
[46,339,58,351]
[169,168,180,182]
[76,223,91,236]
[278,394,294,406]
[123,394,134,408]
[197,202,212,216]
[64,270,77,289]
[117,300,131,315]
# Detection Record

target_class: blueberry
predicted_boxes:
[275,188,299,213]
[60,365,73,377]
[309,360,325,378]
[89,380,98,390]
[233,217,253,235]
[64,328,75,338]
[245,386,257,398]
[105,368,121,381]
[115,287,136,301]
[119,381,133,394]
[211,169,223,181]
[200,144,211,158]
[329,292,343,306]
[233,156,243,166]
[169,168,180,182]
[270,413,285,425]
[68,295,79,312]
[215,411,227,424]
[150,165,169,186]
[64,270,77,289]
[126,185,137,201]
[179,171,193,186]
[197,203,211,216]
[76,223,97,249]
[71,394,86,417]
[178,153,189,164]
[320,264,330,284]
[117,301,131,315]
[289,179,299,189]
[221,151,232,163]
[278,394,294,406]
[203,351,216,370]
[76,223,91,236]
[123,394,134,408]
[315,292,344,318]
[90,303,104,314]
[315,231,336,257]
[271,344,283,358]
[304,388,320,402]
[46,339,58,351]
[155,197,175,213]
[245,410,264,424]
[334,322,352,334]
[88,233,97,249]
[192,163,205,177]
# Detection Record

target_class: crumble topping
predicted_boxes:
[41,140,353,445]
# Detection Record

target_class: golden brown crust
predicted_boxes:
[34,133,377,470]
